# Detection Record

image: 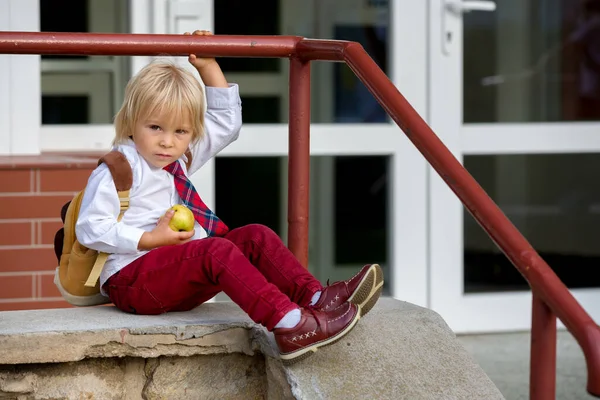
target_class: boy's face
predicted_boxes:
[133,111,193,169]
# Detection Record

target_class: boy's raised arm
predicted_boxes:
[185,30,243,175]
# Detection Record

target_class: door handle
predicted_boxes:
[442,0,497,55]
[445,0,497,14]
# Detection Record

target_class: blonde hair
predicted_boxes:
[113,60,205,146]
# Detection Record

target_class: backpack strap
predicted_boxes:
[100,151,133,220]
[84,252,109,288]
[83,151,133,288]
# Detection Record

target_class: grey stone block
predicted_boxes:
[0,298,503,399]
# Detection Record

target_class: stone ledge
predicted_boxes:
[0,303,262,364]
[0,298,505,399]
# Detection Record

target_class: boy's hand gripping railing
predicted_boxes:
[1,32,599,399]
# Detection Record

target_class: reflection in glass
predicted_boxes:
[464,0,600,122]
[216,157,282,235]
[216,156,388,264]
[41,70,115,124]
[40,0,129,125]
[213,155,390,301]
[464,154,600,292]
[214,0,389,123]
[334,25,388,123]
[40,0,88,59]
[315,2,389,123]
[42,96,89,124]
[215,0,280,73]
[240,97,281,123]
[334,156,388,264]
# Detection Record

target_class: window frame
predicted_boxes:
[1,0,40,155]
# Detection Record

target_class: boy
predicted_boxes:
[76,30,383,363]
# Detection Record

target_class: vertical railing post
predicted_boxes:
[530,294,557,400]
[287,56,311,267]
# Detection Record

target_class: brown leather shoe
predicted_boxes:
[313,264,383,316]
[274,302,360,365]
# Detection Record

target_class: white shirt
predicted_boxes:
[76,84,242,295]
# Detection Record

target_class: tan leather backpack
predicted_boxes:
[53,151,132,306]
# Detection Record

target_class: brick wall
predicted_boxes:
[0,155,99,311]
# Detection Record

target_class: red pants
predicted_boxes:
[103,224,323,331]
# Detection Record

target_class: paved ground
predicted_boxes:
[457,330,596,400]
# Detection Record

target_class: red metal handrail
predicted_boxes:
[1,32,599,399]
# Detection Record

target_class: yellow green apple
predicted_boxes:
[167,204,195,232]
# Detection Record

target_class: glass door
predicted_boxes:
[429,0,600,333]
[291,0,391,284]
[40,0,129,125]
[215,0,394,286]
[209,0,415,302]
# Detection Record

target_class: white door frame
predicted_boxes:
[1,0,40,155]
[428,0,600,333]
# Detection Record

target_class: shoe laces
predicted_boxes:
[304,306,323,331]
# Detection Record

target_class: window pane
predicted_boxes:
[40,0,130,125]
[332,26,388,123]
[41,70,115,124]
[42,96,89,124]
[240,97,281,123]
[215,157,281,235]
[214,0,390,123]
[464,0,600,122]
[215,155,389,264]
[464,154,600,293]
[214,155,389,299]
[40,0,88,59]
[213,156,391,301]
[334,156,388,264]
[214,0,279,73]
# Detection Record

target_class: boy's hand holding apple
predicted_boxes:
[138,205,195,250]
[166,204,196,232]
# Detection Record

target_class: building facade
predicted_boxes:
[1,0,599,334]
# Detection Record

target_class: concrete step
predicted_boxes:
[0,298,503,399]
